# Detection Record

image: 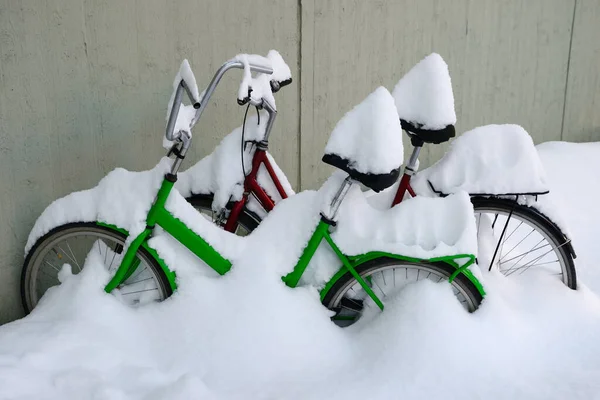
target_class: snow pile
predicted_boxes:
[8,141,600,399]
[536,141,600,291]
[323,87,404,175]
[392,53,456,130]
[413,124,549,196]
[176,113,294,214]
[25,158,172,253]
[333,183,477,262]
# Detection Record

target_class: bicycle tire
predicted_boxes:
[186,193,261,235]
[321,258,483,327]
[21,222,172,313]
[471,196,576,289]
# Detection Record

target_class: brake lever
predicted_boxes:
[237,86,253,106]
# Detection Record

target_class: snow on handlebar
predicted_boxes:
[164,59,202,146]
[235,50,292,109]
[164,51,292,149]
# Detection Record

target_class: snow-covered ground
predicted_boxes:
[2,141,600,400]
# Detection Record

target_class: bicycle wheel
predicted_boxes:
[472,197,576,289]
[22,222,172,313]
[186,193,261,236]
[322,258,483,327]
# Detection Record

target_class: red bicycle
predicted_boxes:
[185,105,291,235]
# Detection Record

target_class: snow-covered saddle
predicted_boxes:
[392,53,457,145]
[322,87,404,192]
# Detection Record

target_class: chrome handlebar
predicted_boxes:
[165,59,274,143]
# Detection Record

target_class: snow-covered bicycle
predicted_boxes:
[21,56,485,326]
[183,53,577,290]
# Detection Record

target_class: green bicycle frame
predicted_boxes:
[103,174,485,314]
[282,218,485,312]
[103,175,231,293]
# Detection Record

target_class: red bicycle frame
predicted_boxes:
[390,171,416,206]
[390,143,424,206]
[224,139,422,232]
[224,147,289,232]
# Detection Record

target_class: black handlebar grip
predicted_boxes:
[270,78,292,93]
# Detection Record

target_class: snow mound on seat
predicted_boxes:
[392,53,456,130]
[324,87,403,174]
[413,124,549,196]
[323,174,477,262]
[176,113,294,213]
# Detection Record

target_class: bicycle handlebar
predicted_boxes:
[165,58,274,143]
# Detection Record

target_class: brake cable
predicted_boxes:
[240,104,261,179]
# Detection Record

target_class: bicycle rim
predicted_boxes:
[22,224,170,312]
[324,260,481,327]
[473,201,574,288]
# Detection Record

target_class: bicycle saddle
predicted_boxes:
[392,53,457,146]
[322,153,400,193]
[401,119,455,145]
[322,87,403,193]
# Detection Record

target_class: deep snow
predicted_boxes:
[3,142,600,400]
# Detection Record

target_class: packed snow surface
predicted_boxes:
[412,124,549,196]
[320,172,477,262]
[7,141,600,399]
[392,53,457,129]
[324,87,404,175]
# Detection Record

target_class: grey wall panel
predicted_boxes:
[562,0,600,142]
[299,0,575,189]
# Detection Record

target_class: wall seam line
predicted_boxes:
[560,0,578,141]
[297,0,302,190]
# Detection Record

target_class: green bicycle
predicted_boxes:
[22,56,485,324]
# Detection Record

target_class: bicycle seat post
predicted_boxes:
[323,176,354,222]
[404,137,423,175]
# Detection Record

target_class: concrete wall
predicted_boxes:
[0,0,598,323]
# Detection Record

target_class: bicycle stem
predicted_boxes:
[166,60,275,176]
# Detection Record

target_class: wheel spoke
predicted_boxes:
[65,242,82,272]
[56,244,79,271]
[498,228,536,262]
[500,239,547,265]
[503,220,524,243]
[44,260,60,272]
[119,287,159,296]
